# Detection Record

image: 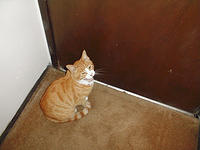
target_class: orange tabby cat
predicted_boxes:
[40,50,95,123]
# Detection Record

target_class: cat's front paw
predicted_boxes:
[74,108,78,112]
[85,96,88,101]
[85,101,91,109]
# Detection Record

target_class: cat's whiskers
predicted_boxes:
[95,68,106,76]
[95,72,104,76]
[95,68,106,72]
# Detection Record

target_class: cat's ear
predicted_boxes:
[81,50,89,61]
[66,65,75,72]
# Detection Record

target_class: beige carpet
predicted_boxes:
[0,67,199,150]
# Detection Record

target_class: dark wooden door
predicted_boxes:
[41,0,200,112]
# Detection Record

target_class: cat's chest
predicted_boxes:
[74,85,93,95]
[78,80,94,86]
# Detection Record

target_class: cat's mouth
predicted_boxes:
[84,77,94,82]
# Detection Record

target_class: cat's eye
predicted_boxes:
[89,65,92,70]
[82,72,87,75]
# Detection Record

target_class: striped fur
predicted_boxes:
[40,50,94,123]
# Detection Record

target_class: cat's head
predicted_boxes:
[66,50,95,85]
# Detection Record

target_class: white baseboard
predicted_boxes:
[94,80,193,117]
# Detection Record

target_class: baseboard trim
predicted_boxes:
[56,67,194,117]
[94,80,193,117]
[0,65,50,145]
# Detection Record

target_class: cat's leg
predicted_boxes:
[85,101,91,109]
[85,96,88,101]
[74,107,78,113]
[83,97,91,109]
[76,97,91,109]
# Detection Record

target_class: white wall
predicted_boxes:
[0,0,51,135]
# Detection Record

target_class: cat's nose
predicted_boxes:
[90,73,94,77]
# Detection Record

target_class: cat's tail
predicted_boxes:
[70,107,89,122]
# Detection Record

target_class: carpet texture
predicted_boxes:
[0,67,199,150]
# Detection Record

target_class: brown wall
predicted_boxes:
[44,0,200,112]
